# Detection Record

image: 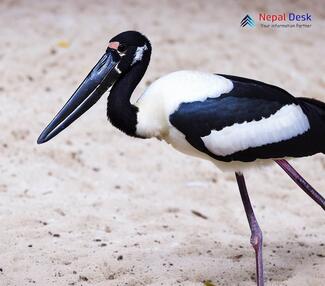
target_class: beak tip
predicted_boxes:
[37,134,47,144]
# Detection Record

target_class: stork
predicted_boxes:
[38,31,325,286]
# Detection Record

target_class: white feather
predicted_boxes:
[136,71,233,138]
[201,104,310,156]
[132,44,148,65]
[158,126,276,172]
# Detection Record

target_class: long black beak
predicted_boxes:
[37,50,121,144]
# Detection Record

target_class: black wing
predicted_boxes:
[170,75,324,162]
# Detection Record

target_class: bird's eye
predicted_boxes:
[118,44,127,53]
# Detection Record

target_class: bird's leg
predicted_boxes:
[235,171,264,286]
[275,159,325,211]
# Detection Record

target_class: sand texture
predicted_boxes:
[0,0,324,285]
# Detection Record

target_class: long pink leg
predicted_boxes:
[275,159,325,211]
[235,171,264,286]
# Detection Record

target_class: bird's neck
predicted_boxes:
[107,58,149,137]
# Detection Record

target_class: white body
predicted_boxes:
[135,71,310,171]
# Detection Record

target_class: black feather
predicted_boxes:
[170,75,325,162]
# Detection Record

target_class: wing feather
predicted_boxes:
[170,75,314,162]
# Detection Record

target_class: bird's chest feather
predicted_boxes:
[135,70,233,138]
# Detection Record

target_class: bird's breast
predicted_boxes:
[135,70,233,138]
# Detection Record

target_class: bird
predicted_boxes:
[38,31,325,286]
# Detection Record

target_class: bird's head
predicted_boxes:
[37,30,151,144]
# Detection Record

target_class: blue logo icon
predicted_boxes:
[241,15,255,27]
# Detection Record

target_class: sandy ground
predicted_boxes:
[0,0,324,285]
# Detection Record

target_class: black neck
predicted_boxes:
[107,56,149,137]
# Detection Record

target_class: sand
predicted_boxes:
[0,0,324,285]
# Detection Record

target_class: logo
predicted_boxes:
[240,13,312,29]
[240,15,255,28]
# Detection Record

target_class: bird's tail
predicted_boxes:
[298,97,325,121]
[298,97,325,153]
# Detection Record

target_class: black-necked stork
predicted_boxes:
[38,31,325,286]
